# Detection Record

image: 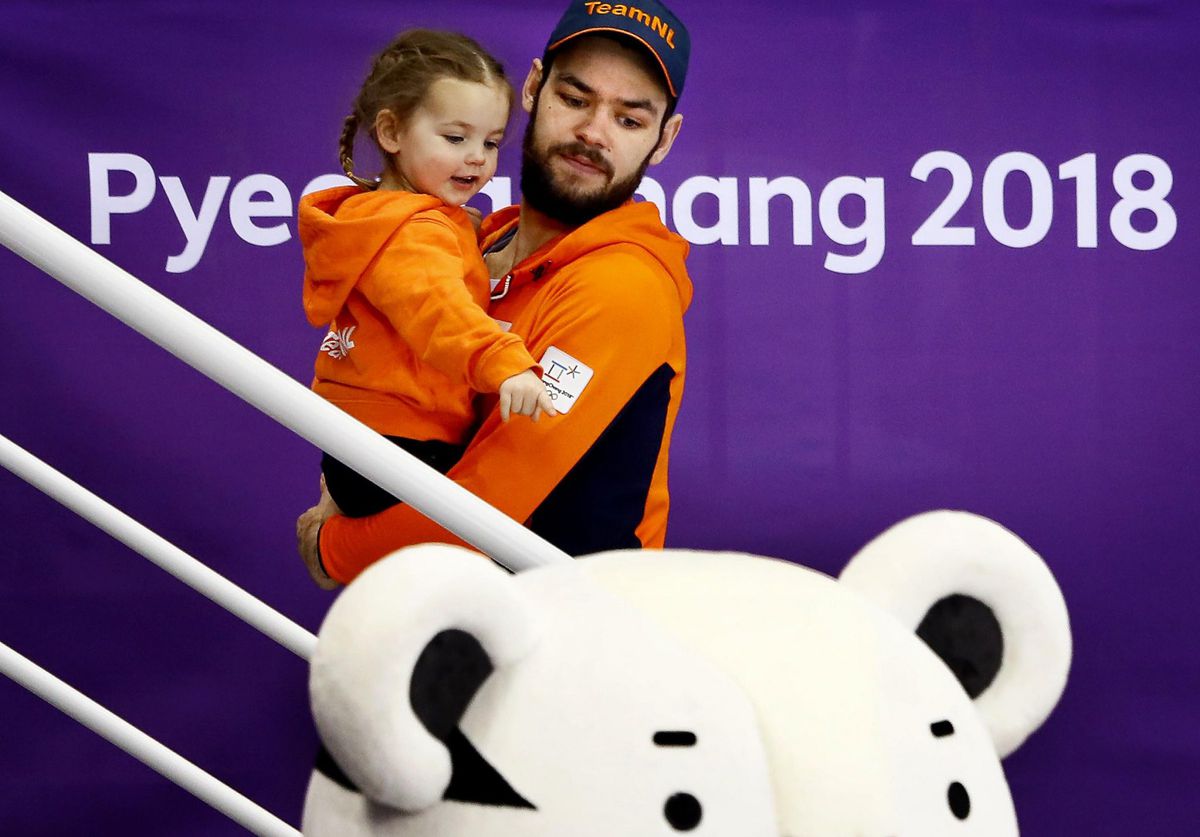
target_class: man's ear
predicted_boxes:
[648,112,683,166]
[374,108,403,155]
[522,59,544,114]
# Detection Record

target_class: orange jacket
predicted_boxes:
[320,200,692,582]
[300,186,537,443]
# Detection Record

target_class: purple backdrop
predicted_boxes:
[2,1,1198,834]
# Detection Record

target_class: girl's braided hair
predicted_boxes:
[339,29,511,190]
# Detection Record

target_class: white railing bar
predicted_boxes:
[0,189,572,573]
[0,433,317,661]
[0,641,301,837]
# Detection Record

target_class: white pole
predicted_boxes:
[0,434,318,661]
[0,190,571,573]
[0,641,301,837]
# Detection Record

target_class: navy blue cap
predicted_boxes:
[544,0,690,99]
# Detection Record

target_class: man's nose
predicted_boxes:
[575,110,609,150]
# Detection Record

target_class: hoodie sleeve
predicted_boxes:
[319,252,682,582]
[359,215,538,392]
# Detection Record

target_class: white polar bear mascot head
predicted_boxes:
[303,510,1071,836]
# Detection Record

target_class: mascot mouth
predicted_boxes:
[440,727,535,809]
[314,727,536,811]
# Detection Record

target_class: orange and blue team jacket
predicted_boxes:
[300,186,539,443]
[319,199,693,583]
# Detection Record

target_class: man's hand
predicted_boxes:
[296,476,342,590]
[498,369,559,423]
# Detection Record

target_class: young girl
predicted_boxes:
[300,29,554,518]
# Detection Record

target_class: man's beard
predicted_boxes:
[520,106,653,226]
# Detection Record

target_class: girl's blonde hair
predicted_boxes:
[340,29,512,189]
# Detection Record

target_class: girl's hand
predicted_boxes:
[498,369,558,423]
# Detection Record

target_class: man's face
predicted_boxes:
[519,36,682,225]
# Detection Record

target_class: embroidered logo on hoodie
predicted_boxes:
[320,326,356,360]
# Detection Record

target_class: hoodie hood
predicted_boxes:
[481,201,693,313]
[300,186,448,326]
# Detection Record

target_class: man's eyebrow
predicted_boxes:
[620,96,658,115]
[556,73,660,116]
[558,73,595,96]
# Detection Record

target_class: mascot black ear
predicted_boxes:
[914,592,1004,701]
[839,511,1071,758]
[309,545,539,811]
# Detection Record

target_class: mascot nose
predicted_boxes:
[663,792,702,831]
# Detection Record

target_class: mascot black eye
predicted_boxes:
[947,781,971,820]
[664,792,702,831]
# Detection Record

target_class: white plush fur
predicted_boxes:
[304,511,1071,836]
[310,546,539,811]
[839,510,1071,757]
[583,550,1020,836]
[306,548,778,836]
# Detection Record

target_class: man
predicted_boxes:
[298,0,692,586]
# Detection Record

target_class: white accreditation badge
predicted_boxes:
[538,346,593,414]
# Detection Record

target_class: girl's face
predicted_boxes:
[377,76,509,205]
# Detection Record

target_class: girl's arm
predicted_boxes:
[314,254,681,582]
[359,215,538,393]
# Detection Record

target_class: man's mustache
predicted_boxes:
[549,142,614,178]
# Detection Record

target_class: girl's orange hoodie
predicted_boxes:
[319,200,694,583]
[299,186,538,444]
